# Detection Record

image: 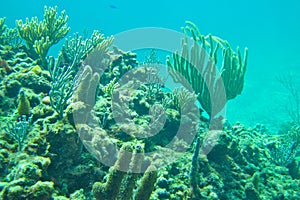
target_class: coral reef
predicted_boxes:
[0,7,299,200]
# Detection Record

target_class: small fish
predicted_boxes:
[109,4,118,9]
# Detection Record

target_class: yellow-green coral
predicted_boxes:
[134,165,158,200]
[92,143,157,200]
[75,65,100,106]
[0,17,6,37]
[17,90,31,116]
[93,143,133,200]
[118,144,144,200]
[16,6,70,66]
[101,77,118,97]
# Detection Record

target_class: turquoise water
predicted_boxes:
[2,0,299,130]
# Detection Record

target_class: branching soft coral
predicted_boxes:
[16,6,70,67]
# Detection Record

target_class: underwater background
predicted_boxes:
[2,0,300,130]
[0,0,300,199]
